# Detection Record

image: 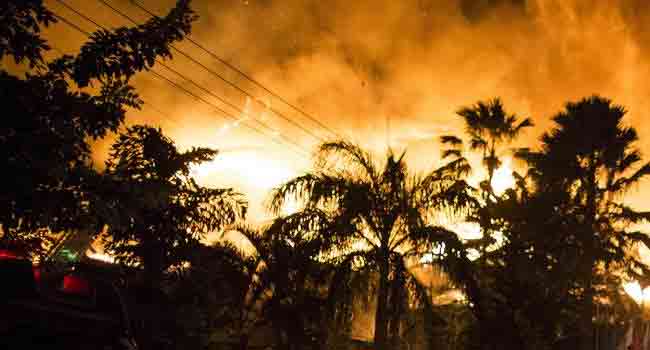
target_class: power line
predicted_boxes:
[50,41,183,129]
[53,2,237,116]
[147,69,309,157]
[156,61,245,116]
[55,0,314,154]
[128,0,342,140]
[96,0,331,144]
[50,7,310,158]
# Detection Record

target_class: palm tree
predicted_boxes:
[181,223,328,350]
[438,98,534,348]
[269,141,474,350]
[439,98,532,267]
[235,224,328,350]
[451,97,533,196]
[518,96,650,350]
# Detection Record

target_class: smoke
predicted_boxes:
[35,0,650,335]
[179,0,650,207]
[40,0,650,215]
[178,0,650,149]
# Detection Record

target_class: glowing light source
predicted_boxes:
[190,151,295,190]
[491,158,516,196]
[62,274,92,296]
[624,281,650,305]
[86,250,115,264]
[0,249,19,260]
[281,197,300,216]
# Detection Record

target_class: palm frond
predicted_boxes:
[610,163,650,194]
[317,141,378,181]
[469,137,488,151]
[440,135,464,147]
[609,203,650,225]
[615,150,642,175]
[231,224,268,258]
[267,173,319,214]
[514,117,534,134]
[442,149,462,160]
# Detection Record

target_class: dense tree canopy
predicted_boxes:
[0,0,196,251]
[441,96,650,350]
[97,125,246,282]
[521,96,650,350]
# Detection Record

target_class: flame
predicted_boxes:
[85,250,115,264]
[281,197,300,216]
[190,150,295,190]
[491,158,516,196]
[624,281,650,305]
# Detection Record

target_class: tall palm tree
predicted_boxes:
[438,98,534,348]
[452,98,533,195]
[269,141,474,350]
[518,96,650,350]
[441,98,532,264]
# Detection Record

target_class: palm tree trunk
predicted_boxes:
[388,264,406,348]
[580,162,598,350]
[580,264,596,350]
[374,255,390,350]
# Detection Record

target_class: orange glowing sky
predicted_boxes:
[34,0,650,224]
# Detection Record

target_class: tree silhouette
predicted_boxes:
[441,98,533,254]
[466,178,586,349]
[518,96,650,350]
[439,98,536,348]
[97,125,246,286]
[269,141,474,350]
[447,96,650,349]
[236,224,328,350]
[168,240,263,350]
[0,0,196,254]
[0,1,56,67]
[171,223,328,350]
[454,98,532,196]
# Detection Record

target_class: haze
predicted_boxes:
[40,0,650,222]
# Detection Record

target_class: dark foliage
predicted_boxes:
[0,0,196,254]
[97,125,246,281]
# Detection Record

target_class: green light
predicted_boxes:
[60,249,79,262]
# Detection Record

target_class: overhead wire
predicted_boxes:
[146,69,308,156]
[96,0,332,144]
[50,43,182,129]
[50,1,311,158]
[128,0,342,140]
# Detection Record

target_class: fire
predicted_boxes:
[85,250,115,264]
[491,158,516,196]
[190,150,296,190]
[280,197,300,216]
[623,281,650,306]
[190,95,294,191]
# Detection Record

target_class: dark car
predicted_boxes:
[0,250,138,350]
